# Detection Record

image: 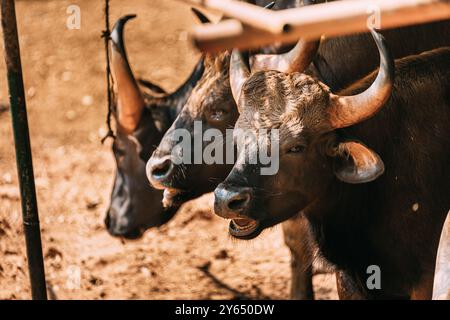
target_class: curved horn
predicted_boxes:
[111,14,147,134]
[153,56,205,116]
[191,7,211,24]
[250,0,319,73]
[170,56,205,101]
[229,50,250,107]
[250,39,320,73]
[228,1,275,105]
[264,1,276,10]
[328,29,395,129]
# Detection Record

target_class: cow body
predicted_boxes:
[216,32,450,299]
[308,49,450,298]
[147,1,449,299]
[105,15,204,238]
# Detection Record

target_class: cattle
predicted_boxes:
[433,211,450,300]
[104,14,204,239]
[146,2,318,300]
[145,0,449,299]
[214,27,450,299]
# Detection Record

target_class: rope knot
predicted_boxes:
[101,129,116,144]
[101,30,110,40]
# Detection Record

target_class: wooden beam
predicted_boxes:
[178,0,284,33]
[188,0,450,53]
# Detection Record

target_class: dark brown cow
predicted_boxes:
[147,2,318,300]
[214,29,450,299]
[105,14,204,238]
[146,2,449,299]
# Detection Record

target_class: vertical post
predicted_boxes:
[1,0,47,300]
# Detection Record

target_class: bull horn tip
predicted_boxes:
[114,14,137,30]
[265,2,276,9]
[370,29,395,82]
[111,14,137,51]
[191,7,211,24]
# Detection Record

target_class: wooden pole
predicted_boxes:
[187,0,450,53]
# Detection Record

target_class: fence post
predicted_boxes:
[1,0,47,300]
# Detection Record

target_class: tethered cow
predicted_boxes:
[147,2,318,300]
[105,14,204,238]
[214,29,450,299]
[146,1,450,299]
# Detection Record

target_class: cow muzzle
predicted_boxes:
[214,183,259,238]
[146,155,174,189]
[104,211,143,240]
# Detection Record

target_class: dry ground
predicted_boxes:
[0,0,337,299]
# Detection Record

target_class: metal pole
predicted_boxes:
[1,0,47,300]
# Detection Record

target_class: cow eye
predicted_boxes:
[288,145,306,153]
[209,108,227,121]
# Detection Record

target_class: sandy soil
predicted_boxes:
[0,0,337,300]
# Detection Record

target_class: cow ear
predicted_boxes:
[331,141,384,184]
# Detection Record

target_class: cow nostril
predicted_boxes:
[227,193,251,211]
[151,158,173,179]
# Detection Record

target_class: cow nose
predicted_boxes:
[146,156,174,187]
[104,209,143,239]
[214,184,252,219]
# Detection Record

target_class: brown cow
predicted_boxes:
[214,29,450,299]
[146,2,449,299]
[105,14,204,238]
[147,2,318,300]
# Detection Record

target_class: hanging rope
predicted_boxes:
[101,0,116,143]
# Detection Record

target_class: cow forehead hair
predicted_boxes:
[183,52,232,118]
[238,71,332,136]
[205,51,231,72]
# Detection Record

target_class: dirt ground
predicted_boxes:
[0,0,337,300]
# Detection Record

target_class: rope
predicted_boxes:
[101,0,116,143]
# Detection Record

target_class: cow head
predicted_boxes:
[214,30,394,239]
[105,15,204,238]
[146,3,278,208]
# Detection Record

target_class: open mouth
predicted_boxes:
[229,218,260,239]
[162,188,192,208]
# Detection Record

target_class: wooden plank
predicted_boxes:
[187,0,450,53]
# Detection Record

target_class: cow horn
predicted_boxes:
[229,50,250,107]
[328,29,394,129]
[110,14,148,134]
[250,39,320,73]
[153,56,205,114]
[250,0,319,73]
[191,7,211,24]
[229,1,276,105]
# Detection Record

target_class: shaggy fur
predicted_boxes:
[231,47,450,299]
